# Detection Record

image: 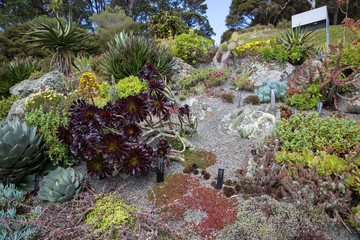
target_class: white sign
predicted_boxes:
[291,6,330,52]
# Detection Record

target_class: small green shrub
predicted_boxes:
[0,95,20,120]
[25,106,78,167]
[244,95,260,105]
[85,193,138,239]
[254,80,287,103]
[286,84,324,110]
[220,91,235,103]
[348,204,360,232]
[232,73,255,90]
[275,112,360,156]
[171,29,214,65]
[100,76,147,101]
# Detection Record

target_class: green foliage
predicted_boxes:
[258,41,289,62]
[25,106,78,167]
[286,84,324,110]
[341,45,360,70]
[220,91,235,103]
[100,31,175,80]
[0,183,25,210]
[276,27,317,65]
[0,57,44,96]
[183,150,217,169]
[217,195,326,240]
[100,76,147,101]
[85,193,138,238]
[232,73,255,90]
[0,95,21,120]
[171,29,214,65]
[254,80,287,103]
[148,11,188,39]
[275,112,360,156]
[38,167,83,203]
[0,118,46,178]
[237,127,254,139]
[348,203,360,232]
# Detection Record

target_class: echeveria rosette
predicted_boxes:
[138,63,159,81]
[116,95,149,123]
[178,104,190,117]
[86,155,114,180]
[146,79,165,96]
[101,133,128,164]
[149,94,171,121]
[120,144,154,176]
[123,123,142,142]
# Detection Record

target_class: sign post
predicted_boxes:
[216,169,224,190]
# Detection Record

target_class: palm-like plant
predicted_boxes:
[27,17,85,74]
[276,27,317,64]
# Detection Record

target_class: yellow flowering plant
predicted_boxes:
[77,72,102,105]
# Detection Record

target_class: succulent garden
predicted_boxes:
[0,0,360,239]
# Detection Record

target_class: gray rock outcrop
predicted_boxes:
[183,97,213,121]
[220,104,280,140]
[6,97,30,120]
[337,73,360,114]
[10,71,65,98]
[171,57,193,83]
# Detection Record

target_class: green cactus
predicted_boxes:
[0,118,46,178]
[237,127,254,139]
[109,86,119,104]
[68,78,76,92]
[231,31,240,42]
[38,167,84,203]
[227,41,237,51]
[220,43,228,51]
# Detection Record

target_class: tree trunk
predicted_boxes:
[333,3,339,25]
[128,0,134,18]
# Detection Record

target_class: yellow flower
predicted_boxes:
[189,29,194,32]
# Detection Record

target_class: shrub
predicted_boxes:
[286,84,324,110]
[77,72,102,104]
[243,95,260,105]
[220,91,235,103]
[25,106,78,167]
[85,193,138,238]
[254,80,287,103]
[0,57,43,96]
[217,195,327,240]
[275,112,360,156]
[99,31,175,80]
[0,95,20,120]
[148,10,188,39]
[170,29,214,65]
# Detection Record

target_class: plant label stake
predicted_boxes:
[233,56,237,71]
[216,169,224,190]
[271,90,275,105]
[212,88,216,96]
[251,150,257,156]
[317,102,323,117]
[156,156,165,183]
[292,108,298,115]
[33,175,43,196]
[237,91,241,108]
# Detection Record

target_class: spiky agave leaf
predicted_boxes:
[116,95,149,123]
[148,94,170,120]
[86,155,114,180]
[101,133,128,164]
[123,123,142,142]
[121,144,154,176]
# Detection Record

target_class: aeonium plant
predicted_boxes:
[57,64,197,179]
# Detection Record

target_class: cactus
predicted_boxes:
[0,118,46,178]
[227,41,237,51]
[68,78,76,92]
[219,31,243,58]
[237,127,254,139]
[220,43,228,51]
[109,86,119,104]
[231,31,240,42]
[38,167,83,203]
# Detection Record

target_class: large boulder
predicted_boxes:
[171,57,193,83]
[9,71,65,98]
[183,97,213,121]
[220,104,280,140]
[242,61,296,88]
[212,50,232,69]
[6,97,30,120]
[337,73,360,114]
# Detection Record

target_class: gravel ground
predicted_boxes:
[73,81,360,239]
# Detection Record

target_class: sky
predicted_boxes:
[205,0,232,46]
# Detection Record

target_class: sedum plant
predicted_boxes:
[57,64,197,179]
[0,118,45,178]
[38,167,83,203]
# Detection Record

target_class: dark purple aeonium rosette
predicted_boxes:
[121,144,154,176]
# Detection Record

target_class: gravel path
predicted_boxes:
[74,81,360,239]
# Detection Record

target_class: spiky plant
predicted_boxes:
[27,17,86,74]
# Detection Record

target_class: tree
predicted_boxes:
[226,0,310,28]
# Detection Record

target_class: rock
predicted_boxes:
[337,77,360,114]
[183,97,213,121]
[220,104,280,140]
[6,97,30,120]
[171,57,193,83]
[9,71,65,98]
[243,61,296,88]
[212,50,231,69]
